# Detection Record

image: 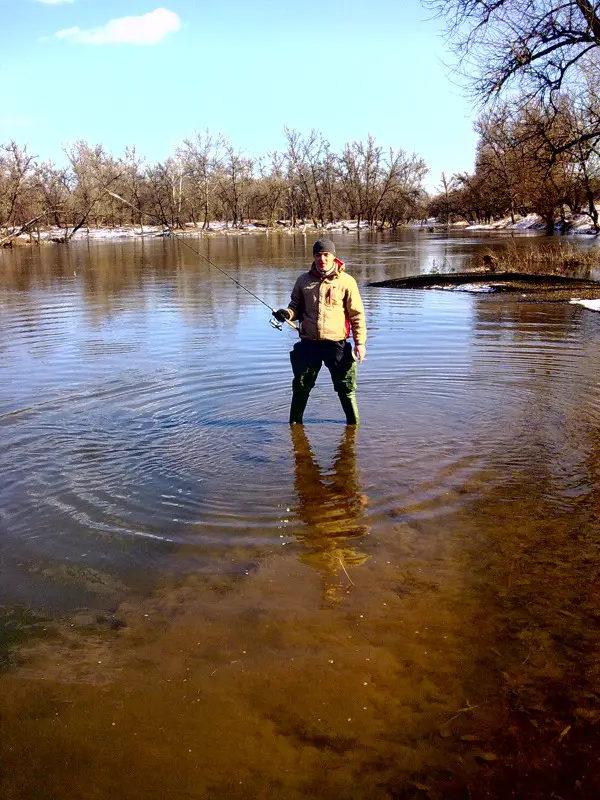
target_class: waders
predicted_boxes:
[289,339,359,425]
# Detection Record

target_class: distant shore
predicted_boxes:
[2,213,599,249]
[2,220,369,247]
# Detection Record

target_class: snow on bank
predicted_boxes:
[5,214,599,245]
[6,219,372,244]
[457,212,600,235]
[428,283,499,293]
[569,298,600,312]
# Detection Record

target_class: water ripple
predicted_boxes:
[2,237,600,608]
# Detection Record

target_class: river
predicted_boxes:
[1,230,599,798]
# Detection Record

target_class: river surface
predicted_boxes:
[1,230,600,798]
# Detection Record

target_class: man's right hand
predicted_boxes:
[273,308,292,322]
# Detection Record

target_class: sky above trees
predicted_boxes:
[0,0,477,190]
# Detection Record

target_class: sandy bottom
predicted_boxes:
[2,488,599,799]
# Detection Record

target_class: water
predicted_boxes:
[1,230,600,797]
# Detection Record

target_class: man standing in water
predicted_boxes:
[274,238,367,425]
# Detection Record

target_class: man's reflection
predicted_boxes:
[290,426,369,607]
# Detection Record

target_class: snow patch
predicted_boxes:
[569,298,600,312]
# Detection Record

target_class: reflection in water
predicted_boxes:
[291,426,369,606]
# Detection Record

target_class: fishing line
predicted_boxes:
[105,190,297,331]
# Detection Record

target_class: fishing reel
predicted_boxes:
[270,316,284,331]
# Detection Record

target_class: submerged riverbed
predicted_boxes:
[1,231,600,798]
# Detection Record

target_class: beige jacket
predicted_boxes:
[286,259,367,346]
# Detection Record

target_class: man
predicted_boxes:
[274,238,367,425]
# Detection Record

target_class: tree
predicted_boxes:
[474,105,524,223]
[370,149,428,228]
[145,160,179,228]
[425,0,600,101]
[468,97,594,233]
[59,141,122,239]
[1,130,431,234]
[178,130,225,229]
[114,147,149,228]
[0,142,38,233]
[337,136,427,228]
[254,152,287,226]
[439,171,458,225]
[35,161,70,229]
[284,128,333,226]
[216,144,253,226]
[337,137,380,227]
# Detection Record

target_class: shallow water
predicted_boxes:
[1,230,600,798]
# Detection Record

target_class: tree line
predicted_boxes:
[5,2,600,240]
[426,0,600,234]
[429,91,600,233]
[0,129,428,242]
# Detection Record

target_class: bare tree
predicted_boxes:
[284,128,334,226]
[425,0,600,101]
[0,142,38,234]
[34,161,70,228]
[145,161,178,228]
[54,141,122,240]
[337,138,376,227]
[439,171,459,225]
[216,144,254,226]
[254,151,287,226]
[465,97,593,233]
[178,130,225,229]
[114,147,148,228]
[1,131,433,235]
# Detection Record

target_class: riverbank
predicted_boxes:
[2,212,599,248]
[444,212,600,236]
[0,219,373,248]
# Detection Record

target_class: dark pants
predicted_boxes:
[289,339,359,424]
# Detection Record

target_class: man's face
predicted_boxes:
[314,251,335,272]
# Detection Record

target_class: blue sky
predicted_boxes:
[0,0,478,192]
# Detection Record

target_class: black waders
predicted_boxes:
[337,392,360,426]
[289,391,311,425]
[289,339,359,425]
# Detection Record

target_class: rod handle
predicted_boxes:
[272,309,299,332]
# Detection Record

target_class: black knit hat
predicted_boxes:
[312,238,336,256]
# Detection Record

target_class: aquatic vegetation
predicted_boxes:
[484,241,600,279]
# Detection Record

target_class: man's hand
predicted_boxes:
[354,344,366,364]
[273,308,292,322]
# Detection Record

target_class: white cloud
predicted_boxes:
[53,8,181,45]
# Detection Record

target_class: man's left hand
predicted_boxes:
[354,344,366,364]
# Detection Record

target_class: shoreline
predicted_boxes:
[1,220,372,248]
[2,212,600,249]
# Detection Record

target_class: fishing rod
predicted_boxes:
[105,190,298,333]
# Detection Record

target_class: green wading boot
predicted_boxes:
[289,392,310,424]
[338,393,360,425]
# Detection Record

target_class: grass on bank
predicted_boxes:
[483,241,600,278]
